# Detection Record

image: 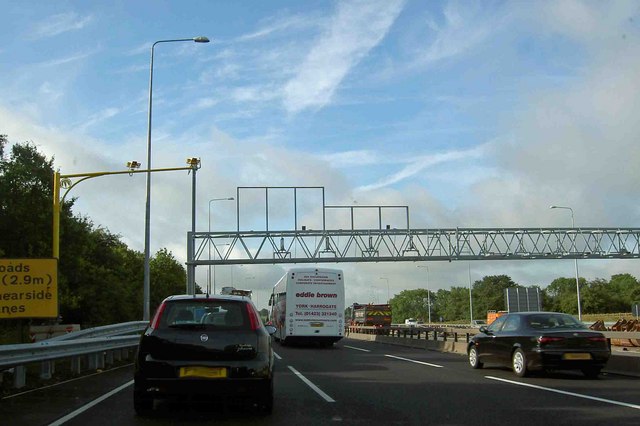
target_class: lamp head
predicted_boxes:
[193,36,210,43]
[127,161,141,170]
[186,157,201,169]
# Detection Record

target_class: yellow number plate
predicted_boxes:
[179,366,227,379]
[562,353,592,360]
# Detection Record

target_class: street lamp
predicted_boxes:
[550,205,582,320]
[143,36,210,321]
[417,265,431,324]
[468,263,474,326]
[208,197,234,294]
[379,277,390,302]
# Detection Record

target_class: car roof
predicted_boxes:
[503,311,574,317]
[162,294,250,303]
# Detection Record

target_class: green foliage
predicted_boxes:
[0,139,54,258]
[149,248,186,314]
[0,136,186,334]
[470,275,517,315]
[390,289,430,323]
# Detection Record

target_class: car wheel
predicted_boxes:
[133,390,153,416]
[468,346,483,369]
[258,379,274,415]
[512,348,528,377]
[581,367,602,379]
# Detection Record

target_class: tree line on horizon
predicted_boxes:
[387,273,640,324]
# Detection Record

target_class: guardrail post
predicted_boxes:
[40,360,53,380]
[71,356,82,374]
[105,351,114,365]
[13,365,26,389]
[88,353,98,370]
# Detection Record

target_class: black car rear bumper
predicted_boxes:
[134,375,272,399]
[528,350,611,370]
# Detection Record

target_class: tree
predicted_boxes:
[610,274,640,309]
[0,139,54,258]
[0,136,188,335]
[545,277,584,314]
[581,278,617,314]
[471,275,517,315]
[149,248,186,314]
[390,289,430,323]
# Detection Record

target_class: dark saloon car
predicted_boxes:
[134,294,277,415]
[467,312,610,378]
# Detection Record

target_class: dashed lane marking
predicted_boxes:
[288,366,335,403]
[486,376,640,410]
[385,354,443,368]
[344,345,371,352]
[48,380,133,425]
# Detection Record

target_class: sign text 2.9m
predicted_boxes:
[0,259,58,319]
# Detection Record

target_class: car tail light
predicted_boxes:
[538,336,565,344]
[149,301,167,330]
[246,303,261,331]
[588,336,607,343]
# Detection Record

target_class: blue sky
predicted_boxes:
[2,1,640,310]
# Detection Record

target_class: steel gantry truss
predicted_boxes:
[184,186,640,293]
[188,227,640,267]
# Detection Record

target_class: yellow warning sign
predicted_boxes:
[0,259,58,319]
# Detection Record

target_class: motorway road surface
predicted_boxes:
[2,338,639,425]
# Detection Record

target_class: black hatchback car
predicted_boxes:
[468,311,610,378]
[134,294,276,415]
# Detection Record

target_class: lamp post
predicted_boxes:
[468,263,474,326]
[550,205,582,320]
[208,197,234,294]
[143,36,209,321]
[379,277,390,302]
[417,265,431,324]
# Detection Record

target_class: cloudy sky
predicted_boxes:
[1,0,639,311]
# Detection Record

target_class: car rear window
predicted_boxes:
[526,314,585,330]
[158,300,250,330]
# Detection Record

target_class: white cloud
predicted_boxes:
[74,108,121,132]
[357,146,485,192]
[283,0,405,113]
[30,12,93,39]
[319,150,380,167]
[37,51,94,67]
[234,14,318,43]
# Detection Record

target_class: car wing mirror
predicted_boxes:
[479,325,488,333]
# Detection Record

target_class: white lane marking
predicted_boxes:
[385,354,443,368]
[287,366,335,403]
[2,364,133,400]
[344,345,370,352]
[274,351,282,360]
[48,380,134,425]
[486,376,640,410]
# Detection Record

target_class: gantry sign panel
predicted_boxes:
[187,227,640,266]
